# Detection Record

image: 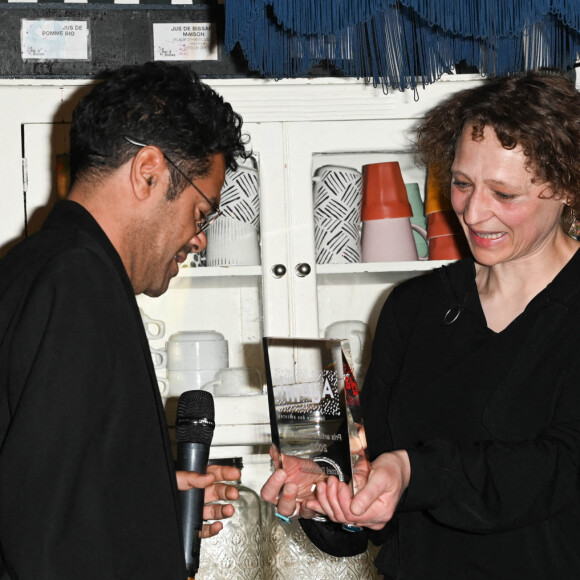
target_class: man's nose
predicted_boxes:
[189,231,207,253]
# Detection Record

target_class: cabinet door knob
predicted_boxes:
[271,264,287,278]
[295,263,311,277]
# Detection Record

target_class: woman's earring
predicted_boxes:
[568,206,580,239]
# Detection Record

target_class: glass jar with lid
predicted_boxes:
[196,457,264,580]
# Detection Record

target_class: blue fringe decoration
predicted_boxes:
[224,0,580,93]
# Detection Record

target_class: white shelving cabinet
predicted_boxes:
[0,75,483,493]
[0,74,485,577]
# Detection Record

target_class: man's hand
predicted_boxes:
[261,450,326,521]
[176,464,241,538]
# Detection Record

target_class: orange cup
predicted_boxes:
[361,162,413,220]
[429,234,471,260]
[424,165,453,215]
[427,210,464,238]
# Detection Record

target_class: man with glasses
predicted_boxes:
[0,62,249,579]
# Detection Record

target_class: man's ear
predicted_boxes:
[129,145,166,201]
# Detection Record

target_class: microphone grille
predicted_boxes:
[175,390,215,445]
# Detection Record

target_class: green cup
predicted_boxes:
[405,183,428,259]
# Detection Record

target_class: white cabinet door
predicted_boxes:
[0,83,89,257]
[284,118,434,341]
[246,122,291,338]
[0,122,70,253]
[17,118,295,386]
[137,122,290,379]
[22,122,70,236]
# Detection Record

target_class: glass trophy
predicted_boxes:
[263,337,369,507]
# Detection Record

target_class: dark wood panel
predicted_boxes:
[0,2,259,78]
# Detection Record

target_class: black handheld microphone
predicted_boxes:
[176,390,215,579]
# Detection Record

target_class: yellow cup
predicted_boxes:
[424,165,453,215]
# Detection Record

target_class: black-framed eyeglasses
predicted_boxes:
[123,135,222,234]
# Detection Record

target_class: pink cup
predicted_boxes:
[361,217,427,262]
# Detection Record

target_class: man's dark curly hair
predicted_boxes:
[415,70,580,230]
[69,62,249,199]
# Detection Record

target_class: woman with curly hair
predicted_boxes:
[262,70,580,579]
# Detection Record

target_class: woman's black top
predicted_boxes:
[302,250,580,579]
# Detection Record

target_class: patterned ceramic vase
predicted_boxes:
[312,165,363,264]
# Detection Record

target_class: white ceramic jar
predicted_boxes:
[164,331,229,398]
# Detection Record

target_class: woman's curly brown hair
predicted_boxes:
[415,70,580,231]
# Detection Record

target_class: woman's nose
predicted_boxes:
[462,189,490,225]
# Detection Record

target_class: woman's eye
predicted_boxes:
[495,191,515,201]
[452,180,471,191]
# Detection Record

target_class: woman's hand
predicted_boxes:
[260,450,326,521]
[176,464,241,538]
[304,450,411,530]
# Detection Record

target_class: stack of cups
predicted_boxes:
[313,165,363,264]
[206,165,261,266]
[360,162,427,262]
[425,166,470,260]
[164,331,229,398]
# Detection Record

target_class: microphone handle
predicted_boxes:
[177,442,210,578]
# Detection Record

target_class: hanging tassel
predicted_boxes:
[224,0,580,95]
[270,0,391,36]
